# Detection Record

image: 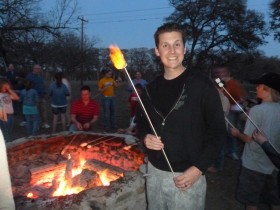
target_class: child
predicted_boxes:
[20,80,39,136]
[0,78,19,142]
[48,72,69,134]
[253,130,280,169]
[231,72,280,209]
[128,83,143,124]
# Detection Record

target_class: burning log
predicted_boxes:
[72,169,103,188]
[84,160,124,185]
[30,161,67,186]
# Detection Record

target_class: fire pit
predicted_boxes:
[6,132,146,210]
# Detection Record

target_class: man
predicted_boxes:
[98,69,120,129]
[5,64,18,89]
[213,65,247,160]
[69,85,99,131]
[136,22,226,209]
[127,71,148,92]
[26,64,50,128]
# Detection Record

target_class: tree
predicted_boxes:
[270,0,280,42]
[0,0,78,65]
[167,0,268,69]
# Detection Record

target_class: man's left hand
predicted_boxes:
[83,122,91,129]
[173,166,202,191]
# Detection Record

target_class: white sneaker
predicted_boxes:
[19,121,26,126]
[42,123,51,129]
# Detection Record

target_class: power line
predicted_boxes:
[77,7,172,17]
[87,17,163,24]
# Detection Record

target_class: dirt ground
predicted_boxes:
[10,80,270,210]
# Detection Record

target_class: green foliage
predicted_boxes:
[167,0,268,68]
[270,0,280,41]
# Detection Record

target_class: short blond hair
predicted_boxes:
[263,85,280,102]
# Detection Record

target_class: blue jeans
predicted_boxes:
[101,96,116,128]
[25,114,39,136]
[227,110,243,154]
[0,115,14,142]
[214,143,225,170]
[69,123,78,132]
[146,162,206,210]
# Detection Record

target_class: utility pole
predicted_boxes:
[78,16,88,86]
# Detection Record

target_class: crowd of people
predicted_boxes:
[0,64,148,142]
[1,22,280,210]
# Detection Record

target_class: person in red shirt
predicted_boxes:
[212,65,247,161]
[128,83,143,123]
[69,86,99,131]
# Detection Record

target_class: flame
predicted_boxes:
[26,140,142,198]
[123,145,132,150]
[52,179,84,197]
[27,192,38,199]
[98,169,124,186]
[109,45,127,70]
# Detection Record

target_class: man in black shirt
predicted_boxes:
[136,22,226,210]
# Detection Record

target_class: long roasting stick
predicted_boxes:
[109,45,175,176]
[215,78,262,133]
[225,116,236,129]
[216,78,280,153]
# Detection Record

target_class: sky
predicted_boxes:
[43,0,279,57]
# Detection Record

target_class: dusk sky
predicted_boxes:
[43,0,279,57]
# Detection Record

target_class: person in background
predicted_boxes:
[0,129,16,210]
[5,64,18,89]
[26,64,50,129]
[48,72,69,134]
[253,129,280,197]
[127,71,148,92]
[98,69,120,129]
[231,72,280,210]
[253,130,280,168]
[0,78,19,142]
[136,22,226,210]
[118,116,137,135]
[20,80,39,137]
[5,63,21,116]
[213,65,247,161]
[128,83,143,124]
[208,71,230,173]
[61,73,72,126]
[69,85,99,132]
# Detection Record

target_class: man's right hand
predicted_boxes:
[143,134,164,150]
[76,122,83,130]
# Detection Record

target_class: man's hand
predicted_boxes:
[76,122,83,130]
[173,166,202,191]
[83,122,91,130]
[230,127,240,137]
[143,134,164,150]
[252,130,267,145]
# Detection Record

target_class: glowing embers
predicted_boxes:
[27,156,124,198]
[8,133,144,199]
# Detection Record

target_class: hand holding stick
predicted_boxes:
[215,78,262,133]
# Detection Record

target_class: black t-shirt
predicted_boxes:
[152,70,188,117]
